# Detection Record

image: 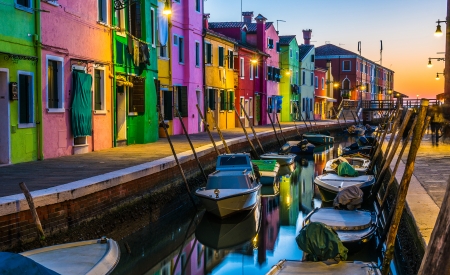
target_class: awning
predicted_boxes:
[71,71,92,137]
[315,95,337,102]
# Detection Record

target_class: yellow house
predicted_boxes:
[204,29,237,130]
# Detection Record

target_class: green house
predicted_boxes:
[279,35,300,122]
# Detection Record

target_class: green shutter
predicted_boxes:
[205,43,212,64]
[129,78,145,113]
[163,90,173,120]
[94,70,102,110]
[220,90,226,111]
[129,0,141,38]
[219,47,224,67]
[229,91,234,110]
[178,86,188,117]
[208,89,216,110]
[255,94,261,122]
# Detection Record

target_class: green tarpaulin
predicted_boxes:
[252,160,278,172]
[337,162,359,177]
[71,71,92,138]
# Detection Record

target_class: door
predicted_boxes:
[116,86,127,143]
[196,90,202,132]
[244,99,249,127]
[0,70,9,164]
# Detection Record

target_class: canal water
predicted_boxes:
[112,136,399,275]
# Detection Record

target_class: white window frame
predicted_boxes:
[314,76,318,89]
[240,57,244,79]
[115,7,126,36]
[93,67,107,114]
[250,64,254,80]
[342,60,351,71]
[178,36,184,64]
[195,41,200,67]
[321,77,324,90]
[150,7,156,48]
[97,0,108,24]
[227,49,234,69]
[204,41,212,65]
[17,70,35,128]
[73,136,88,146]
[15,0,33,13]
[173,34,179,46]
[249,97,253,117]
[255,64,259,78]
[46,55,65,113]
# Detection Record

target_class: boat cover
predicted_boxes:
[252,160,278,172]
[333,186,363,210]
[296,222,348,262]
[309,208,372,230]
[337,162,359,177]
[0,252,60,275]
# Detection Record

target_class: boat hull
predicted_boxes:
[260,153,296,166]
[314,174,375,202]
[303,133,334,145]
[260,171,278,185]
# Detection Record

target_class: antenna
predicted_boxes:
[357,41,361,55]
[380,40,383,66]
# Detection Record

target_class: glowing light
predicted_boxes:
[428,60,433,68]
[435,24,443,37]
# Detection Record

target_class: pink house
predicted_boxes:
[40,0,112,158]
[169,0,204,135]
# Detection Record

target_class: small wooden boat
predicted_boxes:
[324,156,370,175]
[344,125,366,136]
[314,173,375,202]
[260,152,296,166]
[195,154,261,218]
[341,143,372,156]
[303,208,377,252]
[266,260,380,275]
[252,160,280,185]
[17,237,120,275]
[302,132,334,145]
[280,140,315,155]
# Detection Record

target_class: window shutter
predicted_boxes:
[19,74,30,124]
[48,60,59,109]
[154,79,161,110]
[178,86,188,117]
[163,90,173,120]
[220,90,226,111]
[276,42,280,52]
[94,70,102,110]
[228,51,234,69]
[229,91,234,110]
[218,47,224,67]
[130,1,142,38]
[205,43,212,64]
[130,77,145,113]
[208,89,216,110]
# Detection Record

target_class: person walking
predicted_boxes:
[430,105,445,144]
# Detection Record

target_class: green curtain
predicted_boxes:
[71,71,93,138]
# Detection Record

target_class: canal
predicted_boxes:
[111,136,400,275]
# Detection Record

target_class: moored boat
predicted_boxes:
[341,143,373,156]
[266,260,381,275]
[252,160,280,185]
[280,140,315,155]
[302,132,334,145]
[16,237,120,275]
[324,156,370,175]
[260,152,296,166]
[314,173,375,202]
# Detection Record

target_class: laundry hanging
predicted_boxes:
[139,43,150,65]
[158,2,168,47]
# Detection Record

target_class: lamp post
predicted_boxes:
[276,20,286,33]
[436,72,445,80]
[427,57,445,68]
[434,0,450,102]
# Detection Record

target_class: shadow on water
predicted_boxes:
[112,135,400,275]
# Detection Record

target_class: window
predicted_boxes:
[289,49,292,58]
[310,54,315,62]
[16,0,31,8]
[296,51,299,61]
[360,62,363,72]
[302,98,305,111]
[46,56,64,111]
[220,90,228,111]
[176,86,188,117]
[208,89,216,110]
[240,58,244,78]
[314,76,318,89]
[74,136,87,146]
[296,71,299,85]
[276,42,280,52]
[310,72,314,86]
[173,34,179,46]
[255,64,259,78]
[268,38,274,49]
[342,60,351,71]
[197,244,203,268]
[218,46,224,67]
[94,69,105,112]
[129,1,141,38]
[18,71,34,127]
[228,91,235,110]
[195,0,200,12]
[205,42,212,64]
[129,77,145,113]
[302,71,305,85]
[178,37,184,63]
[115,7,125,35]
[268,97,273,113]
[195,42,200,67]
[250,64,253,80]
[159,44,168,58]
[240,97,245,117]
[150,8,156,47]
[98,0,107,23]
[249,97,253,117]
[321,78,324,90]
[163,89,173,120]
[228,50,234,69]
[267,66,272,81]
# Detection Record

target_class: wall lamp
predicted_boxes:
[435,20,446,37]
[436,72,445,80]
[427,57,445,68]
[162,0,172,15]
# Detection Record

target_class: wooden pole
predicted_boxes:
[332,107,344,132]
[196,104,220,157]
[19,182,45,240]
[240,102,265,154]
[341,108,348,124]
[371,109,413,197]
[418,178,450,274]
[379,110,403,169]
[209,109,231,154]
[274,112,287,143]
[158,112,197,208]
[235,108,260,158]
[175,109,208,182]
[292,118,303,137]
[381,99,429,275]
[267,110,283,148]
[299,111,310,132]
[349,110,357,124]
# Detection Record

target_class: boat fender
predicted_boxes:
[214,189,220,198]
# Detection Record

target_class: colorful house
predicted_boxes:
[0,0,40,164]
[279,35,300,122]
[298,30,315,120]
[313,61,336,120]
[204,16,236,130]
[39,0,113,158]
[112,0,159,146]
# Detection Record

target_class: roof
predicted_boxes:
[279,35,296,46]
[298,44,314,61]
[209,22,273,33]
[315,44,357,56]
[205,29,238,45]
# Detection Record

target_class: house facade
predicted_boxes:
[279,35,300,122]
[298,30,315,120]
[112,0,159,146]
[0,0,40,164]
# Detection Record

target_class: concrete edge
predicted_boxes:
[0,128,293,216]
[390,155,440,248]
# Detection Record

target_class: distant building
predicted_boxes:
[298,30,316,120]
[279,35,300,122]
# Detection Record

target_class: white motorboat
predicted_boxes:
[266,260,380,275]
[252,160,280,185]
[195,154,262,218]
[314,173,375,202]
[260,152,296,166]
[17,237,120,275]
[323,156,370,175]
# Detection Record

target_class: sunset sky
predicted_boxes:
[205,0,447,99]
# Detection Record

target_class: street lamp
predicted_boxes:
[427,57,445,68]
[435,20,446,37]
[436,72,445,80]
[416,94,419,101]
[162,0,172,15]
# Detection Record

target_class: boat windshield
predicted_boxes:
[219,156,248,166]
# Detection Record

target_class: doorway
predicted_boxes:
[196,90,202,132]
[0,69,10,164]
[244,99,249,127]
[116,86,127,146]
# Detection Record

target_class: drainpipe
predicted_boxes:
[35,0,43,160]
[202,1,206,124]
[112,18,117,147]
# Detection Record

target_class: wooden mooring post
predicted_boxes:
[267,110,283,148]
[235,108,259,159]
[209,109,231,154]
[240,102,265,154]
[332,107,344,132]
[19,182,45,240]
[380,99,429,275]
[274,112,287,143]
[175,109,207,182]
[196,104,220,157]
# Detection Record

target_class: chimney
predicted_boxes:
[302,29,312,45]
[255,14,267,51]
[242,11,254,24]
[203,13,210,29]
